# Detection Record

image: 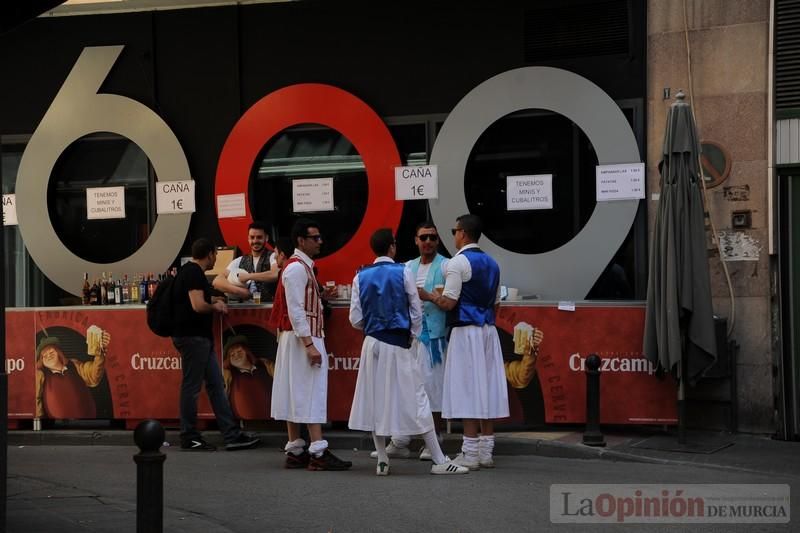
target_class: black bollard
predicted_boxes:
[582,353,606,447]
[133,420,166,533]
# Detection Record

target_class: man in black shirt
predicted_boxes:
[172,238,260,451]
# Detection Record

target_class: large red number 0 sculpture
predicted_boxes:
[215,83,403,282]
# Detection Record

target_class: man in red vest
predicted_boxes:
[269,219,351,471]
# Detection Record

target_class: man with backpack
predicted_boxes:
[171,238,260,451]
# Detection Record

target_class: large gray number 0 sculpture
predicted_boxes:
[429,67,640,301]
[16,46,191,297]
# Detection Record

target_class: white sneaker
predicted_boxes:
[430,461,469,475]
[376,461,390,476]
[419,447,433,461]
[479,455,495,468]
[450,452,480,471]
[369,442,410,459]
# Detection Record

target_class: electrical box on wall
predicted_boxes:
[731,210,752,229]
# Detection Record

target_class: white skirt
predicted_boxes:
[271,332,328,424]
[414,338,447,413]
[442,324,509,420]
[348,336,434,437]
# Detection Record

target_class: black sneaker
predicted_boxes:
[307,449,352,471]
[181,438,216,451]
[225,433,260,451]
[285,450,310,469]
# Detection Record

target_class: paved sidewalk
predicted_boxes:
[7,428,798,532]
[8,426,800,477]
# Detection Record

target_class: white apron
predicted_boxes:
[348,336,434,436]
[271,332,328,424]
[442,324,509,420]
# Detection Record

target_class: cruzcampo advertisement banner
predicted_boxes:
[10,304,675,425]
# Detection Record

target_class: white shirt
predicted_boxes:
[443,243,501,303]
[282,249,318,338]
[349,256,423,338]
[413,261,432,288]
[226,252,276,273]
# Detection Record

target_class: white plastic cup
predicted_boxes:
[507,287,519,301]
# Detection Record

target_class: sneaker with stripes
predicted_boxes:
[430,461,469,475]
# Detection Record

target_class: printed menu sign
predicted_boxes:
[506,174,553,211]
[293,177,334,212]
[596,163,645,201]
[86,186,126,220]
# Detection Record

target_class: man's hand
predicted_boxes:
[232,286,251,299]
[238,272,252,284]
[322,285,338,300]
[213,300,228,314]
[417,287,432,302]
[305,343,322,367]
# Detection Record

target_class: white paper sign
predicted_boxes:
[507,174,553,211]
[3,194,17,226]
[217,193,246,219]
[394,164,438,200]
[156,180,196,214]
[293,177,334,212]
[596,163,645,201]
[558,301,576,312]
[86,186,126,220]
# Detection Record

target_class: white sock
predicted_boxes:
[308,439,328,457]
[479,435,495,458]
[462,436,479,459]
[372,433,388,464]
[284,438,306,456]
[422,430,447,464]
[390,435,411,448]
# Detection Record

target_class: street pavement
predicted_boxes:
[6,428,799,532]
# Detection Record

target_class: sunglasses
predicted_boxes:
[303,234,323,242]
[451,228,463,236]
[417,234,439,242]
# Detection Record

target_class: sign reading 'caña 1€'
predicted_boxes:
[156,180,195,214]
[394,164,438,200]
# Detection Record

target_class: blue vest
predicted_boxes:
[446,248,500,328]
[407,254,447,341]
[358,261,411,348]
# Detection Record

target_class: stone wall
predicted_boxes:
[647,0,772,433]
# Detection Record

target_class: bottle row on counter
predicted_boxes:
[81,269,176,306]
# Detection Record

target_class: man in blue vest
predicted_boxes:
[427,214,508,470]
[349,228,468,476]
[369,222,448,461]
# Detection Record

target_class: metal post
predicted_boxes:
[582,353,606,447]
[0,132,7,530]
[133,420,166,533]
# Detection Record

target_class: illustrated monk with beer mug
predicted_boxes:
[35,325,111,419]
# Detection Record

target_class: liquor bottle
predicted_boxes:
[82,273,91,305]
[139,274,148,304]
[122,274,130,304]
[131,274,140,304]
[147,272,157,300]
[100,272,108,305]
[114,277,122,304]
[107,273,116,305]
[89,278,100,305]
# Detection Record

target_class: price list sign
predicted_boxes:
[156,180,196,214]
[395,165,438,200]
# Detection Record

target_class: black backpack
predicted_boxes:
[146,274,176,337]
